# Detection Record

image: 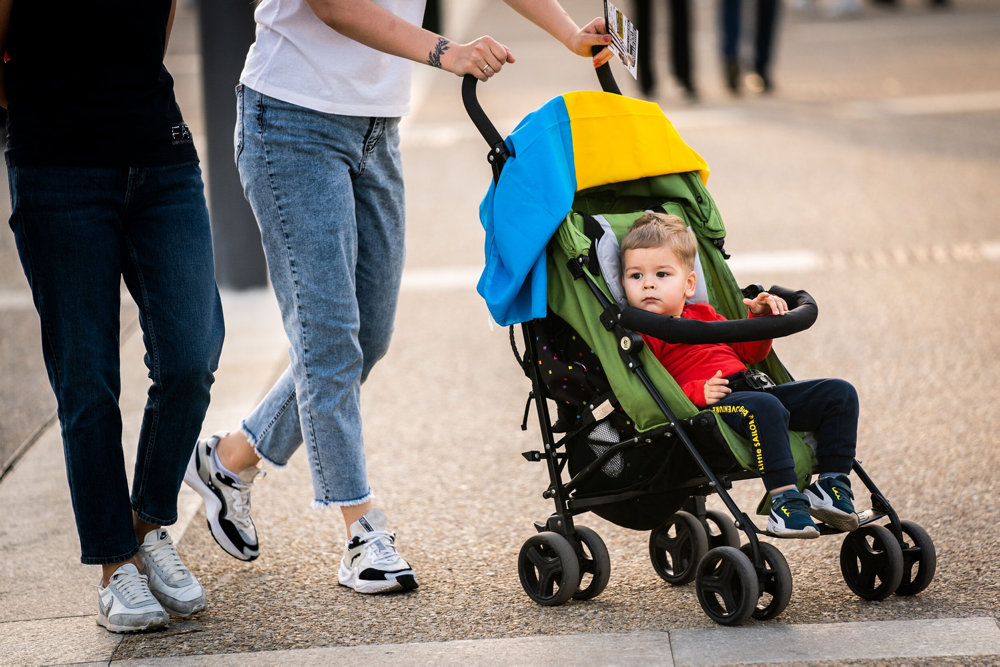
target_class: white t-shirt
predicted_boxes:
[240,0,427,117]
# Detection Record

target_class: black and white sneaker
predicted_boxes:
[183,435,262,561]
[337,509,418,594]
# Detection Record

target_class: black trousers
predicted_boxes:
[711,378,859,491]
[634,0,693,95]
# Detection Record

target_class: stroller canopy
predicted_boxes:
[477,91,709,326]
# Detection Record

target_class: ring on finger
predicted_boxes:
[482,64,491,74]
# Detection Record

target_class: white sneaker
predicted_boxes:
[137,529,207,617]
[97,564,169,633]
[337,509,418,594]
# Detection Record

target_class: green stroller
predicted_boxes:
[463,68,936,625]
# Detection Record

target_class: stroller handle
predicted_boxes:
[462,45,621,151]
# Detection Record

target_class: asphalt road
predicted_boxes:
[1,0,998,662]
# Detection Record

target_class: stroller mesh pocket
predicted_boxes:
[585,421,625,478]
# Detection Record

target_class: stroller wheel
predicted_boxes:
[839,524,904,601]
[695,546,759,626]
[571,526,611,601]
[518,531,581,606]
[894,520,936,596]
[649,511,709,585]
[704,510,742,549]
[741,542,792,621]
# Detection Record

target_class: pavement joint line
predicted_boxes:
[93,617,1000,666]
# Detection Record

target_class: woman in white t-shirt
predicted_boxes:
[183,0,611,594]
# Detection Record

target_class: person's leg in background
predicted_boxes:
[720,0,742,94]
[634,0,656,97]
[752,0,781,92]
[668,0,697,100]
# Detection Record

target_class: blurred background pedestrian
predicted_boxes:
[634,0,697,101]
[720,0,781,95]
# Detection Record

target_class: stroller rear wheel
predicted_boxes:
[518,532,581,606]
[649,511,709,585]
[894,520,936,596]
[571,526,611,601]
[741,542,792,621]
[839,524,904,600]
[695,546,759,625]
[704,509,742,549]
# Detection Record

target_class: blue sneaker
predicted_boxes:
[767,489,820,538]
[804,473,859,532]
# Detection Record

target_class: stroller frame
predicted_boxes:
[463,66,935,624]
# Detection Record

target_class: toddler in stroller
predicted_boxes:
[620,212,860,538]
[463,71,936,625]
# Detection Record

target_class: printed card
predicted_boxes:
[604,0,638,80]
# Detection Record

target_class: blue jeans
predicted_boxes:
[235,85,405,507]
[720,0,780,78]
[711,378,859,490]
[8,162,225,564]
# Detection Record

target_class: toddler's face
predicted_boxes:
[622,245,696,317]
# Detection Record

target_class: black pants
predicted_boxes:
[711,378,858,491]
[634,0,693,95]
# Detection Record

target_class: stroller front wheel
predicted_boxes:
[518,532,581,606]
[894,520,936,596]
[839,523,904,600]
[741,542,792,621]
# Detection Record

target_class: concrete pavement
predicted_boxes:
[3,0,1000,664]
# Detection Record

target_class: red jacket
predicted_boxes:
[641,302,772,408]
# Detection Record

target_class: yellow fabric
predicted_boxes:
[563,91,710,191]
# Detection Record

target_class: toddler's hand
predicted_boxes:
[744,292,788,316]
[704,370,731,405]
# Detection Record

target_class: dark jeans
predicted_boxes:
[720,0,780,78]
[8,162,225,565]
[711,378,858,490]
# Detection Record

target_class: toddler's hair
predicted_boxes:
[620,212,697,271]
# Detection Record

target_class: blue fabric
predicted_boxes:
[477,96,577,325]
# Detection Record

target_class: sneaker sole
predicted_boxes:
[809,507,860,532]
[183,451,259,562]
[766,526,820,539]
[151,591,207,618]
[805,488,860,532]
[97,612,169,633]
[337,562,419,594]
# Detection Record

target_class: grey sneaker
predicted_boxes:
[97,563,169,633]
[337,509,418,594]
[137,529,206,617]
[184,435,262,561]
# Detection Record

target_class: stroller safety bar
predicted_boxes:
[618,285,818,344]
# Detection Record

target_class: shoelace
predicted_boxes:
[226,484,255,534]
[105,569,157,606]
[144,534,191,585]
[362,530,401,567]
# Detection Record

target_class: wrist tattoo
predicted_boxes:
[427,37,450,69]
